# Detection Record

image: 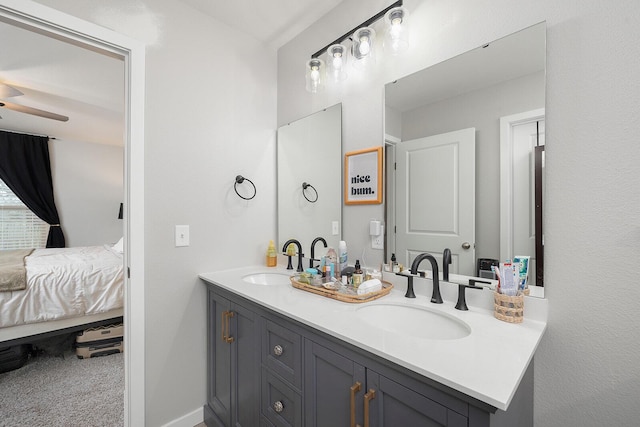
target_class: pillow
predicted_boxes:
[113,237,124,254]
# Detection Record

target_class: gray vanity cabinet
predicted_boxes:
[204,282,532,427]
[205,290,259,427]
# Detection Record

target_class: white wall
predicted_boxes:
[35,0,277,425]
[50,140,123,247]
[279,0,640,426]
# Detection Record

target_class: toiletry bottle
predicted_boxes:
[338,240,348,274]
[266,240,277,267]
[390,253,399,273]
[326,247,338,278]
[353,260,363,288]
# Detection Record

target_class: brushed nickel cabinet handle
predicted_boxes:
[273,400,284,413]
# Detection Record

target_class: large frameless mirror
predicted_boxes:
[385,22,546,297]
[277,103,342,256]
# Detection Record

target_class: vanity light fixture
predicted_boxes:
[305,58,325,93]
[383,6,409,55]
[327,44,348,82]
[351,27,376,70]
[305,0,407,93]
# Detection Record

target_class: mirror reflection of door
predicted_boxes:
[500,109,545,285]
[394,128,476,274]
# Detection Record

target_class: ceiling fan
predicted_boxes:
[0,82,69,122]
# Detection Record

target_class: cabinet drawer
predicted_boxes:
[261,370,302,427]
[262,318,302,389]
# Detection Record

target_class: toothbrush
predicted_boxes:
[493,265,501,293]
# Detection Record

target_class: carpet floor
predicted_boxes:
[0,349,124,426]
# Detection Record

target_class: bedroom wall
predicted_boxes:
[278,0,640,426]
[34,0,277,425]
[50,140,124,247]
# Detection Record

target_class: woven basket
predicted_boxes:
[494,291,524,323]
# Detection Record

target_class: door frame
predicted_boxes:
[0,1,146,425]
[499,108,544,262]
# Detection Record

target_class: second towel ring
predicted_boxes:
[302,182,318,203]
[235,175,256,200]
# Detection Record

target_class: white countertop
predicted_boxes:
[199,265,547,411]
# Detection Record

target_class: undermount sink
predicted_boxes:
[356,303,471,340]
[242,272,292,286]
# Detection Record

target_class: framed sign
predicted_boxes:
[344,146,383,204]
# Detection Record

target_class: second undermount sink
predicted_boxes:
[242,272,292,286]
[356,303,471,340]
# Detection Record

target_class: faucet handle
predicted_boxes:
[454,281,484,311]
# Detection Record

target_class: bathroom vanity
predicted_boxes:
[199,266,547,427]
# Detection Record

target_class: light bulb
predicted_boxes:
[310,66,320,82]
[332,52,343,69]
[359,37,371,56]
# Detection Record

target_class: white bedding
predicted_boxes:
[0,245,124,328]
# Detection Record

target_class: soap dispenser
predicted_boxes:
[266,240,277,267]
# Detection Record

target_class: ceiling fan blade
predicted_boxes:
[0,83,24,98]
[0,101,69,122]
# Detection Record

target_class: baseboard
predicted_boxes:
[161,407,203,427]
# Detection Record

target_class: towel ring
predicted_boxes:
[302,182,318,203]
[234,175,256,200]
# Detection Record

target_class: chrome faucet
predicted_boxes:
[442,248,452,282]
[409,253,443,304]
[310,237,327,269]
[282,239,304,272]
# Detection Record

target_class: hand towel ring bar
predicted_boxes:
[234,175,256,200]
[302,182,318,203]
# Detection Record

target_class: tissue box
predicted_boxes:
[357,279,382,295]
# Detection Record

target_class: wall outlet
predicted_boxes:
[371,225,384,249]
[175,225,190,247]
[332,221,340,235]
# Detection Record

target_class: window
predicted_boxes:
[0,179,49,249]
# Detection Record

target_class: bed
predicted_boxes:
[0,243,124,345]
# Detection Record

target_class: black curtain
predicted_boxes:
[0,131,65,248]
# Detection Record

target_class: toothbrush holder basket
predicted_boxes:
[493,291,524,323]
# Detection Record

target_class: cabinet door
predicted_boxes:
[207,290,259,427]
[305,340,366,427]
[208,291,232,427]
[232,302,260,426]
[366,371,467,427]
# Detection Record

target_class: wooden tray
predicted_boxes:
[290,277,393,303]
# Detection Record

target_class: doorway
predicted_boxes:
[500,108,545,287]
[0,2,146,425]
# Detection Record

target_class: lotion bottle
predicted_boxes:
[266,240,277,267]
[338,241,348,273]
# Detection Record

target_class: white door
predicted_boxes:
[395,128,476,275]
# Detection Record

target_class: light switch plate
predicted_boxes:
[175,225,190,247]
[332,221,340,235]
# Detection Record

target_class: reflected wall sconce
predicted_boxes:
[302,182,318,203]
[234,175,256,200]
[306,0,408,92]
